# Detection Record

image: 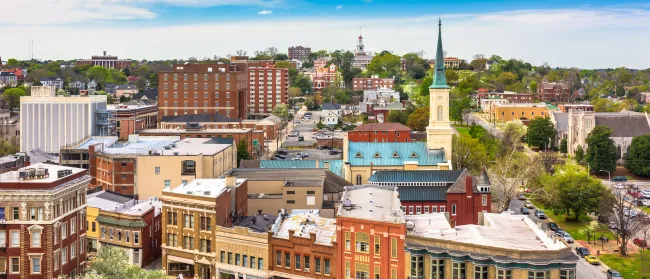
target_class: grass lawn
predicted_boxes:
[640,207,650,215]
[599,254,642,279]
[453,124,470,136]
[530,201,616,241]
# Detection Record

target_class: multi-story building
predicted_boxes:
[268,210,337,279]
[359,88,401,113]
[87,136,236,198]
[0,72,17,87]
[161,176,248,279]
[313,58,328,69]
[479,96,509,113]
[20,89,108,154]
[404,212,578,279]
[491,102,549,123]
[352,76,394,90]
[40,77,64,90]
[288,46,312,61]
[538,82,571,103]
[114,84,138,99]
[348,123,412,142]
[157,63,249,120]
[0,163,90,279]
[160,114,282,143]
[76,51,132,69]
[0,152,30,174]
[428,57,463,70]
[308,64,343,93]
[558,104,593,113]
[368,169,492,226]
[86,190,162,267]
[137,127,263,155]
[352,34,375,71]
[248,67,289,118]
[107,103,158,140]
[69,81,86,90]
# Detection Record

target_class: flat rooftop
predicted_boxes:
[272,210,336,246]
[74,136,119,149]
[494,102,548,108]
[138,128,252,134]
[234,214,278,233]
[0,163,85,183]
[101,137,231,156]
[107,104,157,111]
[406,212,567,251]
[164,178,246,198]
[87,190,162,216]
[337,185,405,223]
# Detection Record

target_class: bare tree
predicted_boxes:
[235,49,247,56]
[490,149,544,212]
[540,151,561,173]
[602,190,643,255]
[265,47,279,60]
[472,54,485,60]
[415,50,426,58]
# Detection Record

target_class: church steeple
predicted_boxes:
[430,18,449,89]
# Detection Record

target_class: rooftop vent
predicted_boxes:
[164,145,171,150]
[406,221,415,231]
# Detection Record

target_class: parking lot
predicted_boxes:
[282,110,346,148]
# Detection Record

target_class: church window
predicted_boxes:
[437,106,443,121]
[373,152,381,158]
[356,175,362,185]
[354,152,363,158]
[392,151,400,158]
[410,152,419,158]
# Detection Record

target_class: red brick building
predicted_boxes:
[348,123,411,142]
[247,67,289,118]
[107,103,158,141]
[159,113,282,142]
[136,127,263,154]
[538,82,572,103]
[352,76,394,90]
[337,185,407,279]
[368,169,492,226]
[0,163,90,279]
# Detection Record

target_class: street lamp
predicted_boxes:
[600,170,611,187]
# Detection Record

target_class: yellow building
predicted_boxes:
[491,102,549,122]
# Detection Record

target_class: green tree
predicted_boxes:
[87,66,110,85]
[575,145,585,163]
[6,58,20,66]
[272,104,290,121]
[499,120,527,156]
[292,75,313,94]
[445,69,459,84]
[136,77,148,90]
[415,77,433,106]
[585,125,617,173]
[496,72,518,85]
[334,89,351,104]
[406,107,429,131]
[450,97,471,124]
[625,135,650,176]
[275,53,289,60]
[452,134,489,173]
[545,165,607,220]
[526,117,557,149]
[388,110,408,125]
[236,139,252,166]
[468,124,486,139]
[560,138,568,153]
[529,80,538,93]
[2,87,26,110]
[85,246,165,279]
[578,221,599,244]
[366,52,401,78]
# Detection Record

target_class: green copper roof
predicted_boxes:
[430,19,450,89]
[398,186,450,201]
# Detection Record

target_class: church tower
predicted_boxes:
[355,34,366,56]
[426,19,454,161]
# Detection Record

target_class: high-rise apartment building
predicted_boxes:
[0,163,91,279]
[157,64,249,120]
[288,46,311,61]
[248,67,289,118]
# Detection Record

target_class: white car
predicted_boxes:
[334,129,343,132]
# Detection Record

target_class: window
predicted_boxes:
[228,252,233,265]
[167,212,177,225]
[134,249,140,265]
[71,242,76,259]
[10,257,19,273]
[356,263,369,279]
[497,269,512,279]
[164,180,171,187]
[440,206,446,212]
[31,257,41,274]
[133,232,139,244]
[408,206,414,215]
[416,206,422,215]
[221,251,226,263]
[315,258,321,273]
[236,254,241,266]
[70,217,76,234]
[355,232,370,253]
[560,270,575,279]
[250,256,256,269]
[276,251,282,266]
[126,231,130,243]
[432,259,445,279]
[295,254,301,270]
[200,239,211,253]
[31,231,41,247]
[452,262,466,279]
[345,261,351,278]
[392,268,398,279]
[528,271,550,279]
[324,259,330,275]
[475,265,488,279]
[287,200,295,204]
[200,217,211,231]
[374,266,380,279]
[391,238,398,258]
[167,233,177,247]
[410,255,424,276]
[92,222,96,232]
[0,258,4,274]
[183,236,194,250]
[10,231,19,247]
[374,236,380,255]
[437,105,443,121]
[108,228,113,240]
[482,195,488,206]
[424,206,430,214]
[258,258,263,270]
[62,247,68,264]
[284,252,290,268]
[345,232,351,250]
[13,207,19,220]
[356,174,362,185]
[184,214,194,228]
[452,204,457,216]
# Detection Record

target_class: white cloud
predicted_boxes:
[336,5,343,10]
[2,7,650,68]
[258,10,273,15]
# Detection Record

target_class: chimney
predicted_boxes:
[450,219,456,229]
[465,176,473,194]
[323,161,330,170]
[225,174,236,188]
[225,175,237,216]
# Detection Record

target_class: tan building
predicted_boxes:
[160,176,249,279]
[226,168,352,218]
[491,102,549,123]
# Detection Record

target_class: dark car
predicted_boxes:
[329,149,343,155]
[607,269,623,279]
[575,247,591,257]
[517,193,527,200]
[317,145,331,150]
[276,149,288,155]
[612,176,628,182]
[547,222,560,231]
[274,154,286,160]
[520,207,529,214]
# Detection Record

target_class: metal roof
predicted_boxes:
[348,142,446,166]
[368,170,463,183]
[255,159,344,178]
[95,214,147,228]
[398,186,450,201]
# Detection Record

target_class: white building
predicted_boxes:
[352,34,375,70]
[20,88,108,154]
[321,102,341,125]
[479,96,509,112]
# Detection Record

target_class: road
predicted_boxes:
[468,113,503,138]
[508,199,607,279]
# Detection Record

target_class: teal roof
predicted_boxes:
[368,170,463,183]
[398,186,450,201]
[259,160,344,178]
[348,142,446,166]
[430,19,450,89]
[319,160,344,177]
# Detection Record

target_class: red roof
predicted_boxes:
[353,123,411,132]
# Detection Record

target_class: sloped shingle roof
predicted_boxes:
[398,186,450,201]
[368,170,463,183]
[322,102,341,110]
[595,114,650,137]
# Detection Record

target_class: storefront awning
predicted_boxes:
[95,214,147,228]
[167,255,195,265]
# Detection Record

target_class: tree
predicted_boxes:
[288,87,302,98]
[334,89,351,104]
[366,52,401,78]
[272,104,290,121]
[529,80,538,93]
[387,110,408,125]
[406,107,429,131]
[526,117,557,149]
[491,150,543,212]
[2,87,26,110]
[236,139,252,166]
[499,120,527,157]
[452,134,489,173]
[292,75,313,94]
[450,98,471,125]
[415,77,433,106]
[560,138,568,153]
[136,77,148,90]
[575,145,585,163]
[578,221,599,244]
[545,165,607,220]
[585,125,617,173]
[275,53,289,60]
[625,135,650,176]
[6,58,20,66]
[87,66,109,85]
[84,246,165,279]
[601,189,643,255]
[445,69,459,84]
[496,72,518,85]
[235,49,247,56]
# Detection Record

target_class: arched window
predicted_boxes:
[356,175,362,185]
[437,105,443,121]
[355,232,370,252]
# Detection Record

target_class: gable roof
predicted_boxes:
[132,88,158,100]
[160,113,239,123]
[595,114,650,137]
[368,170,463,183]
[353,123,411,132]
[348,142,446,166]
[398,186,450,201]
[322,102,341,110]
[40,76,61,81]
[553,112,568,132]
[447,169,478,193]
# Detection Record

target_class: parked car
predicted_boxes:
[535,209,547,219]
[296,152,308,158]
[575,247,591,257]
[329,149,343,155]
[584,255,600,265]
[547,222,560,231]
[634,238,648,247]
[608,221,618,230]
[317,145,331,150]
[276,149,288,155]
[517,193,527,200]
[334,129,343,132]
[612,176,628,182]
[292,157,303,161]
[559,231,574,243]
[607,269,623,279]
[524,201,534,209]
[274,154,286,160]
[520,207,529,214]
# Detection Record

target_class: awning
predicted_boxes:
[167,255,194,265]
[95,215,147,228]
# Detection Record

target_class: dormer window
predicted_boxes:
[373,152,381,158]
[392,151,400,158]
[354,152,363,158]
[410,152,419,158]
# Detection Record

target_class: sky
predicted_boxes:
[2,0,650,69]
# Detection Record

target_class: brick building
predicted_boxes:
[161,176,248,279]
[248,67,289,118]
[137,127,263,154]
[0,163,90,279]
[76,51,131,69]
[268,210,337,278]
[352,76,395,90]
[86,190,162,267]
[157,63,249,120]
[367,169,492,226]
[107,103,158,140]
[348,123,412,143]
[308,64,343,93]
[288,46,311,61]
[336,185,407,279]
[159,113,282,142]
[537,82,571,103]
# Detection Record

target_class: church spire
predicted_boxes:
[430,18,449,89]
